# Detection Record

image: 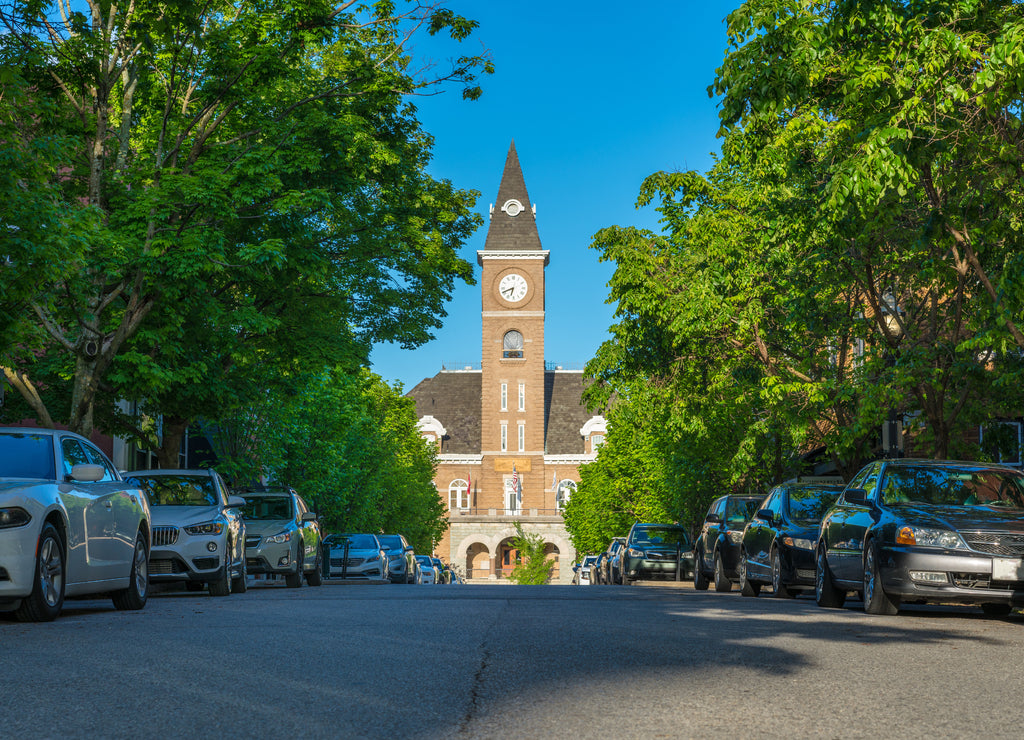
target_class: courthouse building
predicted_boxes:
[407,143,605,583]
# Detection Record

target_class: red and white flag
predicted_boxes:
[510,464,518,494]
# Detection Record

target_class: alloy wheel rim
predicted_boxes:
[41,538,63,608]
[815,549,824,599]
[864,548,876,603]
[134,541,148,597]
[772,551,781,591]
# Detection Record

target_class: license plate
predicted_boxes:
[992,557,1024,581]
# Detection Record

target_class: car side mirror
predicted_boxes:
[755,509,774,523]
[301,512,317,522]
[844,488,869,506]
[69,463,105,482]
[225,495,247,509]
[705,513,721,524]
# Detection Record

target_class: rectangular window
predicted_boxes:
[500,424,507,452]
[518,383,525,411]
[500,383,507,411]
[518,423,525,452]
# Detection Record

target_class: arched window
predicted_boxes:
[556,480,576,511]
[449,479,470,511]
[503,330,524,358]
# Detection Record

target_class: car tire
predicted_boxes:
[771,547,794,599]
[815,544,845,609]
[305,545,323,587]
[15,523,65,622]
[232,555,248,594]
[208,559,232,597]
[693,549,710,591]
[981,603,1012,617]
[739,552,760,597]
[713,551,732,592]
[863,541,899,615]
[285,548,304,588]
[112,529,149,611]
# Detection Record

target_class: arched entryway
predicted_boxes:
[466,543,491,580]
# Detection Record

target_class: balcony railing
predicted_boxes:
[449,508,564,517]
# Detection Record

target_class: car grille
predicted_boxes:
[153,526,179,547]
[192,557,219,570]
[643,551,676,560]
[331,557,366,568]
[951,572,1023,590]
[960,531,1024,557]
[245,535,262,548]
[149,558,186,575]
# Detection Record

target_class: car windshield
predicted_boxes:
[241,495,294,520]
[787,487,841,526]
[416,556,433,566]
[880,465,1024,508]
[131,474,218,506]
[0,432,55,479]
[725,498,762,528]
[327,534,377,549]
[630,526,690,548]
[378,535,404,550]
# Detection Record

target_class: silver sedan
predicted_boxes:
[0,428,151,621]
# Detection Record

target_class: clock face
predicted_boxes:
[499,273,528,302]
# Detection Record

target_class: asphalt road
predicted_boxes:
[3,580,1024,739]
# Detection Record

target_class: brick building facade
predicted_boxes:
[407,143,605,582]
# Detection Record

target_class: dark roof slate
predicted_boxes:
[544,372,593,455]
[407,372,482,455]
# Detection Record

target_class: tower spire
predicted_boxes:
[483,141,542,251]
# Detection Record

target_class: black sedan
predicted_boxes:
[816,459,1024,616]
[738,482,843,597]
[693,494,764,592]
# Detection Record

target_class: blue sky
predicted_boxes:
[370,2,739,391]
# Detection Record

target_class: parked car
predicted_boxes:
[324,533,389,582]
[591,551,608,585]
[738,482,843,598]
[816,459,1024,616]
[622,522,693,584]
[0,428,151,621]
[693,494,765,592]
[380,533,418,584]
[416,555,438,584]
[601,537,626,585]
[575,555,598,585]
[239,489,322,588]
[125,469,247,596]
[432,557,450,584]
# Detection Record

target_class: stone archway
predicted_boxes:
[465,542,491,580]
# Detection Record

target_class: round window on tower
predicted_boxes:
[503,330,524,359]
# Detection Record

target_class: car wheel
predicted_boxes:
[693,548,710,591]
[981,603,1012,617]
[15,523,65,622]
[815,544,845,609]
[208,559,232,597]
[713,551,732,592]
[771,547,794,599]
[863,541,899,615]
[285,548,304,588]
[305,545,323,587]
[112,529,149,611]
[739,552,760,597]
[232,554,248,594]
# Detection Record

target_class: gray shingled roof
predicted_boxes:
[544,372,592,455]
[407,372,482,454]
[483,141,543,252]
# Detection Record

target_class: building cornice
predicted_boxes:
[544,454,597,465]
[437,454,484,464]
[477,250,550,267]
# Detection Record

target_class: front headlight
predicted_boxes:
[895,526,966,549]
[184,519,225,536]
[367,553,380,563]
[627,548,645,558]
[727,530,744,544]
[0,507,31,529]
[265,530,292,544]
[783,537,815,550]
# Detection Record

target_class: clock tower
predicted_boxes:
[478,141,549,514]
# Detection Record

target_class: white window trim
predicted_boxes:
[500,423,507,452]
[448,479,470,510]
[518,423,525,452]
[518,383,525,412]
[500,383,507,411]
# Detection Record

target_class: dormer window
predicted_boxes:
[503,330,524,359]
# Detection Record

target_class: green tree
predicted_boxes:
[506,522,554,585]
[0,0,489,436]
